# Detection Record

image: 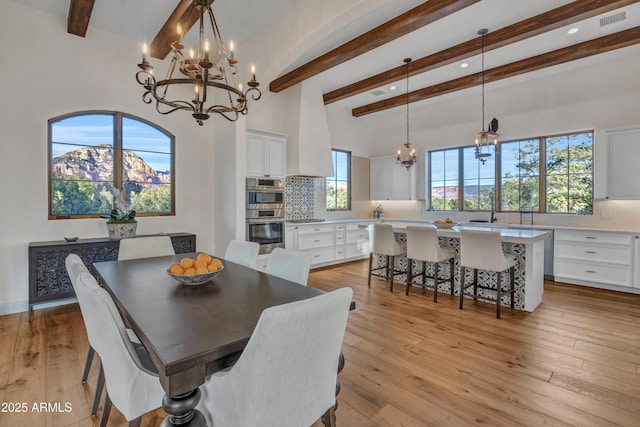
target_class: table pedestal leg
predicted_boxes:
[160,389,206,427]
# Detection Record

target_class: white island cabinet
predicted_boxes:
[374,223,549,312]
[554,229,635,289]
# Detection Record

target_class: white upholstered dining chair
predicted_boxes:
[195,287,353,427]
[65,254,104,416]
[266,248,312,286]
[117,235,175,261]
[74,270,165,427]
[224,239,260,268]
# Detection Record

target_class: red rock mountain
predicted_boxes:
[51,144,170,184]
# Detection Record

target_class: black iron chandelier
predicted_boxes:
[136,0,261,125]
[396,58,417,170]
[475,28,499,164]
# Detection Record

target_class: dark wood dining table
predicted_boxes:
[92,253,328,427]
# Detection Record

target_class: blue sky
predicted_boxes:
[51,114,171,172]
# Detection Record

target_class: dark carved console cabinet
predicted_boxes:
[28,233,196,321]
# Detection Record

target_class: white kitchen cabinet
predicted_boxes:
[286,221,371,268]
[369,156,417,201]
[554,229,634,288]
[346,224,370,258]
[297,224,335,266]
[255,254,270,272]
[246,130,286,178]
[602,126,640,200]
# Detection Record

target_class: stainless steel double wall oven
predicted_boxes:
[245,178,285,254]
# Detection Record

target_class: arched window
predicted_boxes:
[49,111,175,219]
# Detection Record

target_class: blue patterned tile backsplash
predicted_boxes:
[285,177,316,220]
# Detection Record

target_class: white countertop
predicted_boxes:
[373,222,550,244]
[285,218,640,234]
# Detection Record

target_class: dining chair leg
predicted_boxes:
[128,417,142,427]
[496,271,502,319]
[422,260,427,287]
[367,253,373,287]
[99,391,112,427]
[433,261,440,303]
[82,346,95,383]
[510,266,515,309]
[459,266,466,309]
[406,258,412,296]
[322,406,336,427]
[449,258,455,295]
[389,256,394,292]
[91,362,104,416]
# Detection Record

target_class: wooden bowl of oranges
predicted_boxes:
[167,253,224,285]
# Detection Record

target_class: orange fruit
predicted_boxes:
[210,258,222,268]
[184,267,196,275]
[207,264,219,272]
[195,266,208,274]
[194,260,208,269]
[180,257,195,269]
[170,264,185,274]
[197,253,212,264]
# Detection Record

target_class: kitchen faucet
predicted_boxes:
[490,208,497,223]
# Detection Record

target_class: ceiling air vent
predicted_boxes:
[600,11,627,27]
[370,89,386,96]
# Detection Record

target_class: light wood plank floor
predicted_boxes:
[1,259,639,426]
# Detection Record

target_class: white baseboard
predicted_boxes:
[0,300,28,316]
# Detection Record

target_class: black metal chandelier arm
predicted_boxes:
[245,86,262,101]
[203,105,241,122]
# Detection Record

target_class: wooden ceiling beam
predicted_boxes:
[327,0,639,104]
[352,26,640,117]
[67,0,95,37]
[149,0,215,60]
[268,0,480,93]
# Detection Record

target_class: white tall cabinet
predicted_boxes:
[370,155,417,200]
[246,129,286,178]
[602,126,640,199]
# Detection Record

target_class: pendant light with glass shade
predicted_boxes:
[475,28,499,164]
[396,58,417,170]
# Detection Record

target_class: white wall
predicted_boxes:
[0,1,219,314]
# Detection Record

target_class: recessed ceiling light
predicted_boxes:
[460,62,468,68]
[568,28,579,34]
[389,86,397,90]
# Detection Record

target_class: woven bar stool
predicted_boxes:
[459,229,516,319]
[405,225,456,302]
[366,223,406,292]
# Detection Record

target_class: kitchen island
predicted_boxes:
[364,222,550,312]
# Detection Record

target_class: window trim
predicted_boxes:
[48,110,176,219]
[326,148,352,211]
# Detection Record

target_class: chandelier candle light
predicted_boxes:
[475,28,499,164]
[136,0,261,125]
[396,58,417,170]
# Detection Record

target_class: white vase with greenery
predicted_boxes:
[102,180,142,240]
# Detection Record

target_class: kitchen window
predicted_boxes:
[49,111,175,219]
[326,149,351,210]
[428,130,592,213]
